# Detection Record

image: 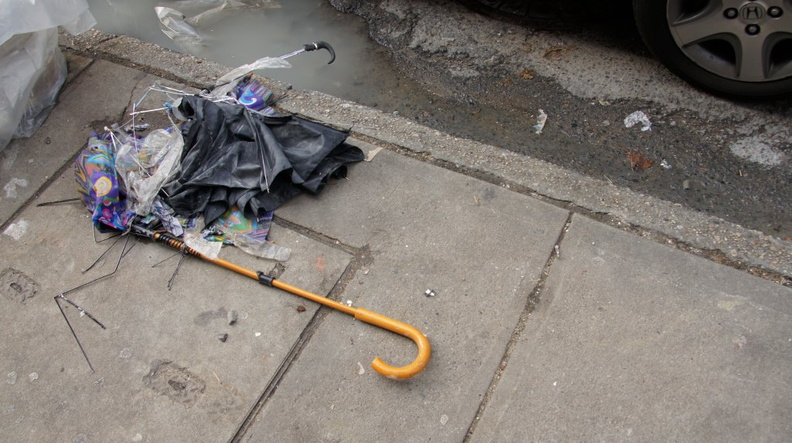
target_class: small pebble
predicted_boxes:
[218,333,228,343]
[227,310,238,325]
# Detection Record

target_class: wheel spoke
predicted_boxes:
[736,34,769,80]
[766,33,792,79]
[670,6,737,47]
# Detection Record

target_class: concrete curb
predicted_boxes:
[59,30,792,282]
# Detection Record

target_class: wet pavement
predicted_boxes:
[0,19,791,443]
[333,0,792,239]
[83,0,792,239]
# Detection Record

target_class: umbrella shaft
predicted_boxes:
[150,231,355,315]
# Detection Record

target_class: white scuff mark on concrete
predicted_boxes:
[2,144,20,171]
[729,137,786,166]
[717,298,745,311]
[624,111,652,132]
[7,371,17,385]
[440,414,449,425]
[28,372,38,382]
[119,348,133,359]
[3,220,28,240]
[357,361,365,375]
[3,178,28,198]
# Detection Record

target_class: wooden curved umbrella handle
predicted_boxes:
[354,308,431,379]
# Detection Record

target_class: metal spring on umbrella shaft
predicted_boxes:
[154,233,201,258]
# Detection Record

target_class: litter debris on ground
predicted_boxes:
[543,45,575,60]
[627,150,654,172]
[534,109,548,134]
[155,1,281,49]
[0,0,96,151]
[624,111,652,132]
[155,6,204,47]
[365,147,384,162]
[425,289,437,297]
[75,68,360,262]
[56,41,432,380]
[660,159,671,169]
[227,310,238,325]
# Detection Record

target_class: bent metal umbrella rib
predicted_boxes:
[131,224,431,380]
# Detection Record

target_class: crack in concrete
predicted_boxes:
[463,212,574,441]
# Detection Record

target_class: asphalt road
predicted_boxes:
[330,0,791,240]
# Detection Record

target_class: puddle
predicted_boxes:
[86,0,431,111]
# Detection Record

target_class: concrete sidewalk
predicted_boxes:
[0,42,790,442]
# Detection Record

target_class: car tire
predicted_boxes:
[633,0,792,100]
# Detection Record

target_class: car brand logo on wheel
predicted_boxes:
[740,4,765,21]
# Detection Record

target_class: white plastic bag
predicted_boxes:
[0,30,64,150]
[0,0,95,151]
[0,0,95,46]
[155,6,204,47]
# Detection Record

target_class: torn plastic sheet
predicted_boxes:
[1,0,96,151]
[155,1,268,48]
[155,6,203,46]
[74,133,132,231]
[0,30,66,150]
[211,206,290,261]
[149,197,190,237]
[163,95,364,226]
[213,57,291,95]
[72,82,304,261]
[183,0,248,27]
[114,127,184,216]
[0,0,95,46]
[184,222,222,259]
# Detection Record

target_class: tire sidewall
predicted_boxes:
[633,0,792,100]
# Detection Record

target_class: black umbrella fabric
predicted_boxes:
[163,96,364,225]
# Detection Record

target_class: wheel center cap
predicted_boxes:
[739,3,767,23]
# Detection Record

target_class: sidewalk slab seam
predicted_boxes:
[471,213,792,442]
